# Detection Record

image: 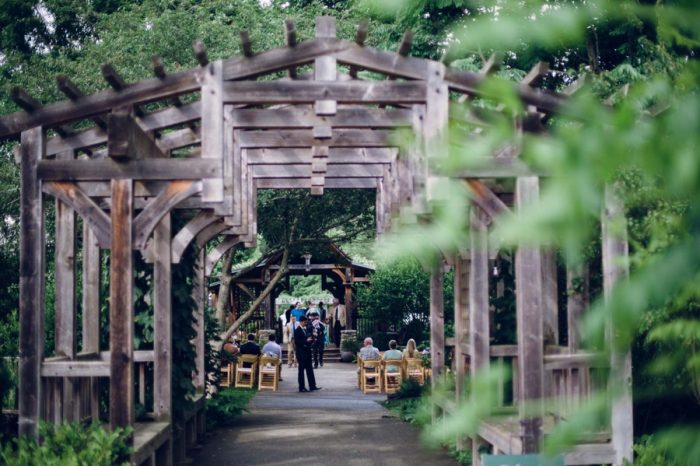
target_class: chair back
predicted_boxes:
[239,354,259,367]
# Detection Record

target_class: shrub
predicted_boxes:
[628,435,679,466]
[206,388,256,430]
[340,338,360,353]
[0,422,132,466]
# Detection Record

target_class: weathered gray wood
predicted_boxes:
[205,235,242,276]
[19,127,45,437]
[246,147,397,164]
[238,129,392,148]
[81,223,101,421]
[42,181,111,249]
[453,254,469,451]
[430,263,445,381]
[542,249,559,345]
[37,158,221,181]
[566,263,588,352]
[229,107,411,129]
[469,209,490,374]
[254,177,377,189]
[465,180,511,222]
[200,60,225,206]
[194,248,206,392]
[239,30,254,57]
[419,62,448,211]
[56,75,109,130]
[171,210,219,263]
[54,150,78,421]
[10,88,74,137]
[153,214,172,423]
[314,16,337,115]
[109,179,134,431]
[108,107,165,160]
[222,80,426,104]
[41,360,110,377]
[193,40,209,66]
[195,220,230,249]
[602,185,633,466]
[133,181,202,249]
[252,163,386,179]
[514,176,544,453]
[285,19,298,78]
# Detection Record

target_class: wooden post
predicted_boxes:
[200,60,225,206]
[55,149,78,421]
[194,248,206,393]
[419,62,448,214]
[430,263,445,381]
[82,223,101,421]
[109,179,134,431]
[469,209,489,373]
[602,186,633,465]
[154,213,172,422]
[566,263,588,352]
[453,254,469,450]
[344,267,354,329]
[19,127,45,437]
[514,176,544,453]
[541,249,559,345]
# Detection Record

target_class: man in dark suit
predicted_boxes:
[294,315,321,392]
[239,333,261,368]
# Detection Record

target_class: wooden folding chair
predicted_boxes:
[405,358,425,385]
[220,361,234,387]
[383,359,403,394]
[357,354,363,389]
[258,356,280,391]
[235,354,259,388]
[362,359,382,394]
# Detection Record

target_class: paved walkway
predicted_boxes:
[193,362,458,466]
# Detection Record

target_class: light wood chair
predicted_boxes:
[357,354,363,389]
[220,361,234,387]
[383,359,403,394]
[405,358,425,385]
[258,356,280,391]
[362,359,382,394]
[235,354,259,388]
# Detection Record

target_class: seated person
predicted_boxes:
[359,337,380,360]
[382,340,403,373]
[261,333,283,381]
[262,334,282,360]
[402,338,418,360]
[238,333,261,367]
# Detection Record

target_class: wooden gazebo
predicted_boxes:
[1,15,631,466]
[210,241,372,331]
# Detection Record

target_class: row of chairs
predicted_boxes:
[221,355,281,391]
[357,357,428,394]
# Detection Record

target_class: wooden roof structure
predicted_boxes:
[2,16,631,466]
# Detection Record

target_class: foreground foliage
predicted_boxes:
[205,388,256,431]
[0,422,131,466]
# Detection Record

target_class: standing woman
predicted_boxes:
[285,316,298,368]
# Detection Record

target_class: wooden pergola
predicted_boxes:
[1,16,632,466]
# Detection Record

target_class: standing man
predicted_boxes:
[331,298,347,348]
[308,310,325,368]
[294,315,321,392]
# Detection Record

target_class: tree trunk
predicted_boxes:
[219,246,291,346]
[214,248,236,327]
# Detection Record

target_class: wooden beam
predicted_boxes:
[200,60,225,206]
[285,19,298,78]
[349,20,369,79]
[205,235,242,276]
[153,214,172,423]
[397,30,413,57]
[194,248,206,393]
[109,179,134,431]
[465,180,511,222]
[229,107,411,129]
[602,185,633,465]
[108,108,166,160]
[453,254,469,450]
[42,181,111,248]
[37,158,221,181]
[82,223,101,421]
[238,128,393,148]
[222,80,426,104]
[192,41,209,66]
[11,87,74,137]
[171,210,220,264]
[239,30,254,58]
[251,163,387,179]
[469,209,490,374]
[19,127,45,437]
[133,181,202,249]
[541,248,559,345]
[254,177,377,189]
[430,262,445,418]
[246,147,397,164]
[566,263,588,352]
[56,75,109,130]
[514,176,544,453]
[314,16,337,116]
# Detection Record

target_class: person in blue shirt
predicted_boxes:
[291,301,306,322]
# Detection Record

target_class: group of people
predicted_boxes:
[359,337,421,373]
[279,298,347,392]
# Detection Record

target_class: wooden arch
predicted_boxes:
[1,15,631,466]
